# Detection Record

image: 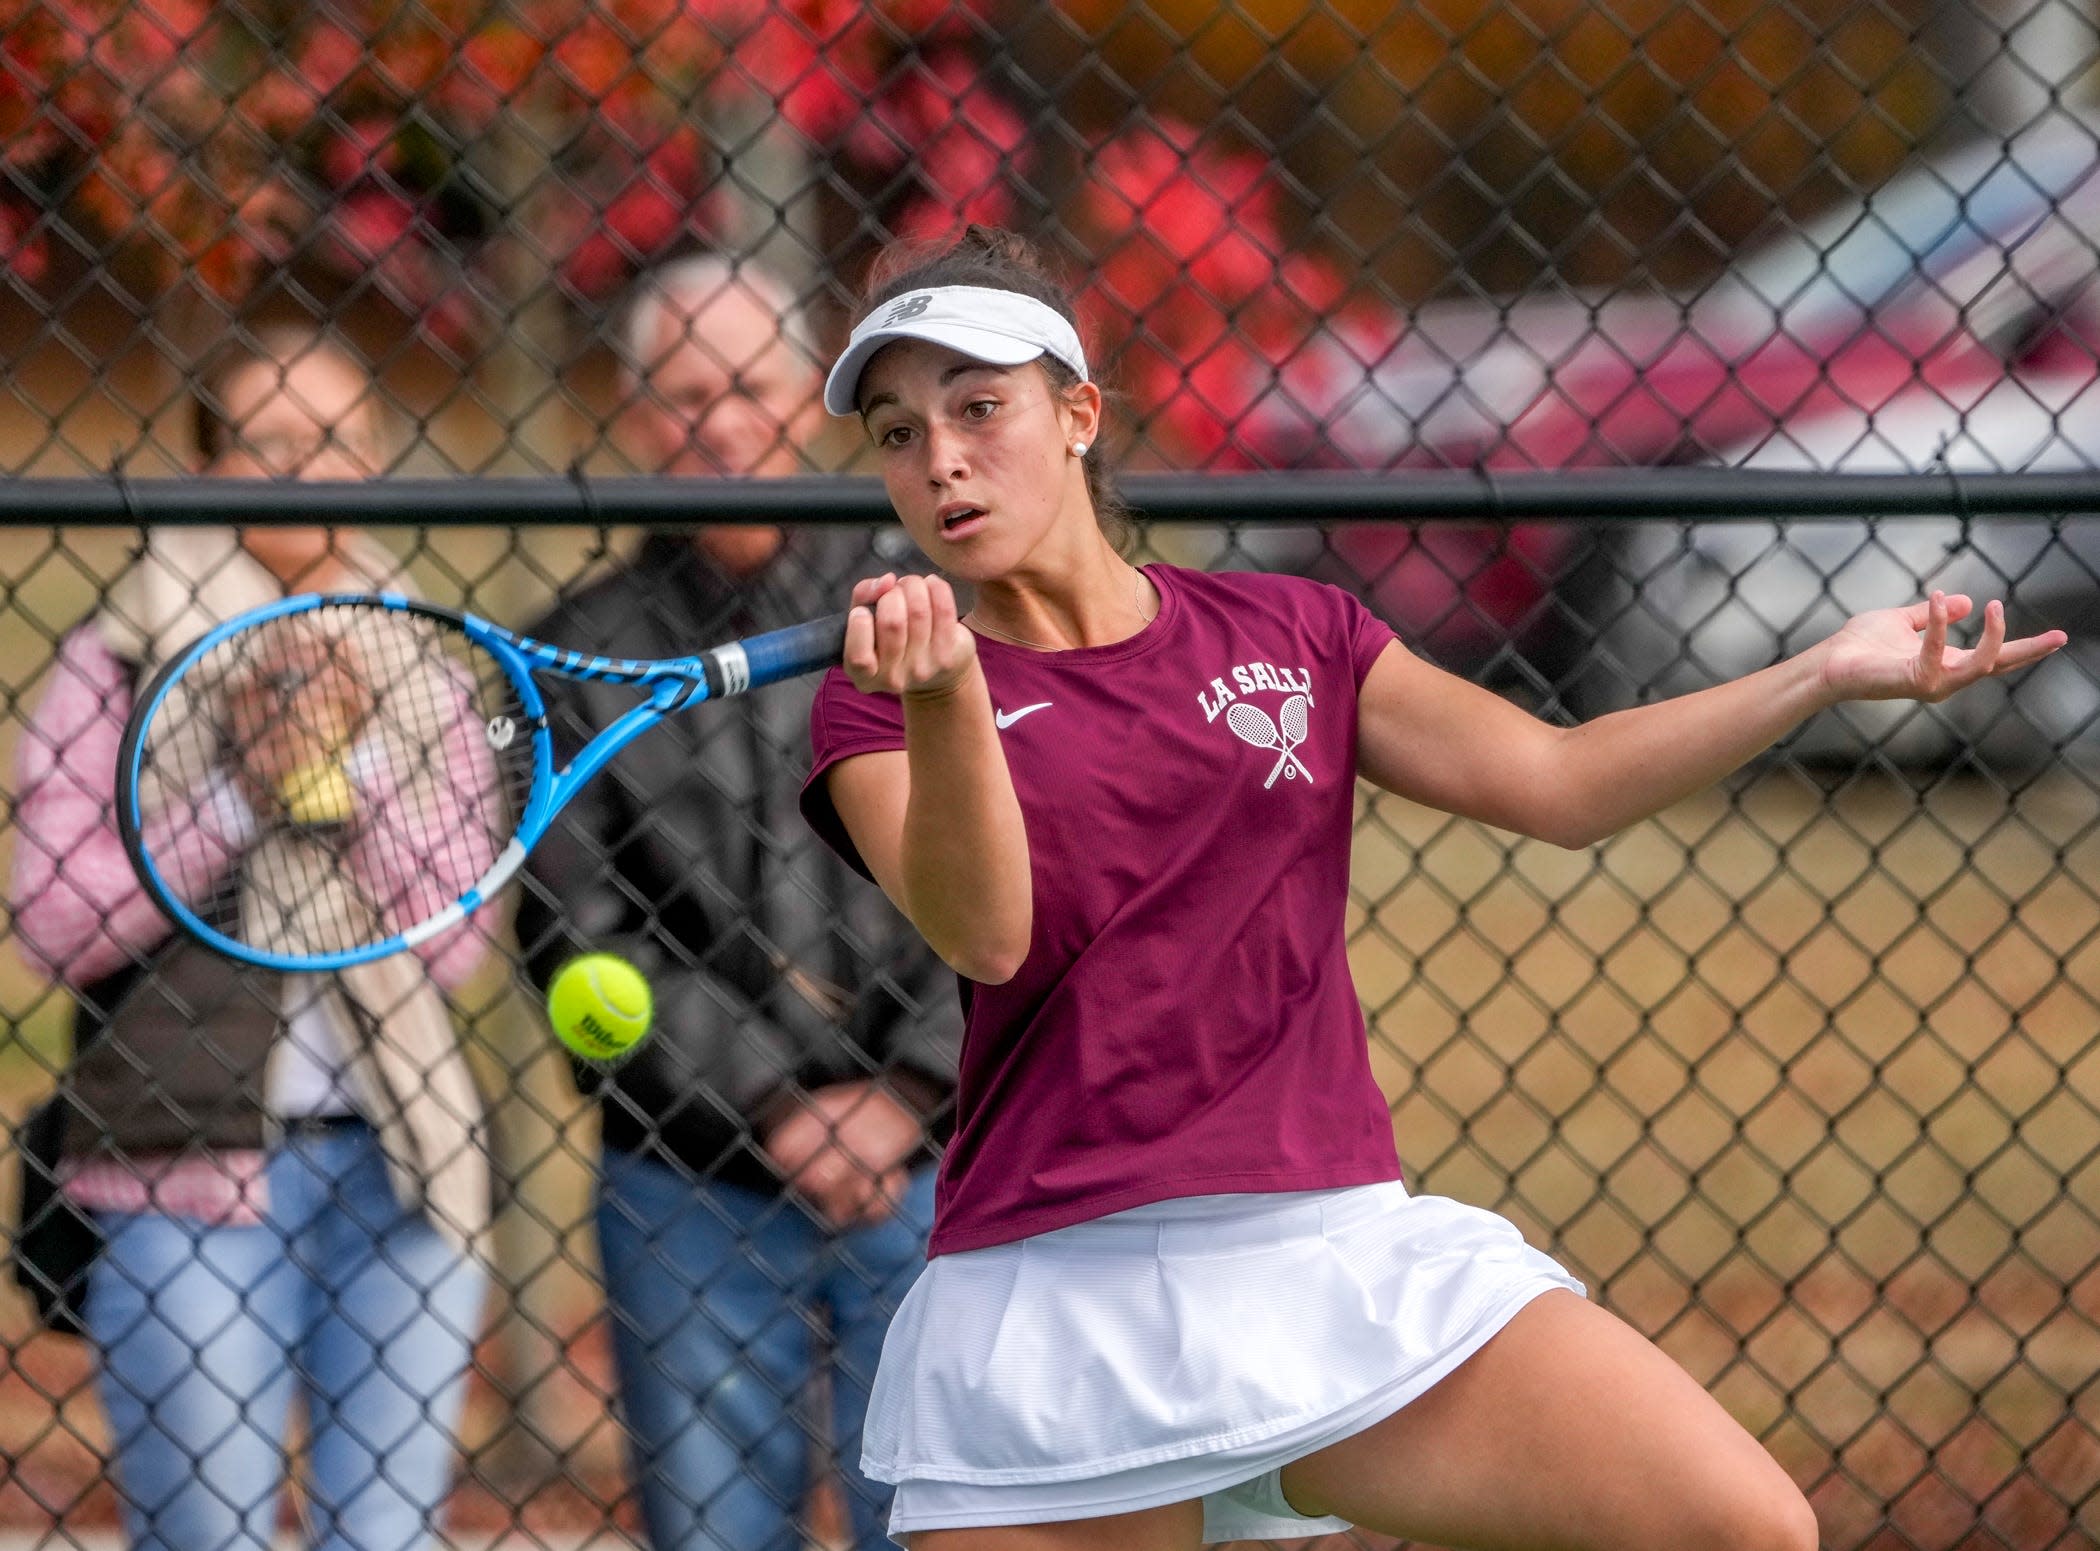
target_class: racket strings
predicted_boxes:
[135,603,533,959]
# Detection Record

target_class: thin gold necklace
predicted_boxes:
[967,570,1155,652]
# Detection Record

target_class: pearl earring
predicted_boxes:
[1072,441,1089,456]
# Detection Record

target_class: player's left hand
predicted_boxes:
[1816,591,2067,705]
[763,1079,925,1229]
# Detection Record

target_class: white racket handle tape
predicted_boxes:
[710,642,752,696]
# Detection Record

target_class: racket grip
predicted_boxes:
[719,613,849,694]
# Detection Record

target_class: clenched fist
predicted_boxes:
[843,572,978,701]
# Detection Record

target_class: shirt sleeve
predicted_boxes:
[1336,582,1400,686]
[799,667,907,882]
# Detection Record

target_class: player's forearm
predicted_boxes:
[1548,647,1837,846]
[900,663,1032,984]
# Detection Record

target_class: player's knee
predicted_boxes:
[1714,1481,1820,1551]
[1775,1487,1823,1551]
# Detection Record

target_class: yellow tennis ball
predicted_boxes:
[547,955,653,1061]
[280,760,356,827]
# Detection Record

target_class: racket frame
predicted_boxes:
[117,590,828,972]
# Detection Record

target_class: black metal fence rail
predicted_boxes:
[4,469,2100,525]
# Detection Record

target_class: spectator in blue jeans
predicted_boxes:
[8,328,492,1551]
[514,255,959,1551]
[80,1132,486,1551]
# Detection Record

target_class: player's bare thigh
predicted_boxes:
[907,1499,1204,1551]
[1280,1289,1818,1551]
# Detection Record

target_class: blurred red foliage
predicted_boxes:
[0,0,1017,340]
[1067,115,1581,676]
[844,46,1030,244]
[1070,116,1369,466]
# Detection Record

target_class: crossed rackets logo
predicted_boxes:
[1227,694,1313,788]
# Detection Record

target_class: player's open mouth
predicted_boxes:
[938,504,987,536]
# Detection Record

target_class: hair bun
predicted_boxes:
[862,226,1074,326]
[957,224,1040,268]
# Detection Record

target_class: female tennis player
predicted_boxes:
[799,227,2067,1551]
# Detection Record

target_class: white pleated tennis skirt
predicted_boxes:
[869,1178,1586,1544]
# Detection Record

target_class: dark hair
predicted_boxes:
[857,225,1132,549]
[191,326,379,465]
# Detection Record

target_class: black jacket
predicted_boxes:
[513,530,960,1193]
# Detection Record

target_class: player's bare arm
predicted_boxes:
[835,570,1033,983]
[1358,590,2067,849]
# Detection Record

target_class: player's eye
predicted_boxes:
[875,423,914,448]
[962,399,998,421]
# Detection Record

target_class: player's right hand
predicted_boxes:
[844,572,978,701]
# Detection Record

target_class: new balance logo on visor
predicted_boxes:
[994,703,1051,730]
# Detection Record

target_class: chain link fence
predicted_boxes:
[2,1,2098,1548]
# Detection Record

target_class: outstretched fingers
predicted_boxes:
[1902,591,1974,632]
[1915,590,1955,691]
[1963,603,2069,680]
[1955,597,2008,683]
[1928,594,2069,692]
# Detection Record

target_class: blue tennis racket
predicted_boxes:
[116,592,846,972]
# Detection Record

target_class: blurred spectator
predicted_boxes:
[515,255,959,1551]
[7,327,494,1551]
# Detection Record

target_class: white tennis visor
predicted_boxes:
[823,285,1090,416]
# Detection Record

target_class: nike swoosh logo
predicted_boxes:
[994,702,1052,730]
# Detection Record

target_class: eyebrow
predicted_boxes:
[860,362,1008,417]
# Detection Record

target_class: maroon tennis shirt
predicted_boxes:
[803,564,1404,1256]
